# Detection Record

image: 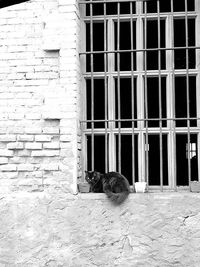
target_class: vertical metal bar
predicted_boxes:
[130,1,135,184]
[185,0,191,189]
[90,2,95,170]
[196,0,200,182]
[157,0,163,191]
[80,3,87,176]
[136,1,144,182]
[104,2,108,173]
[107,19,115,171]
[117,1,121,173]
[171,0,177,191]
[144,0,149,188]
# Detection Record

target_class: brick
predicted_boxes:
[25,113,41,120]
[25,143,42,150]
[43,142,60,149]
[26,72,59,80]
[15,93,32,99]
[60,142,72,149]
[43,112,64,120]
[31,150,60,157]
[0,135,16,142]
[41,164,59,171]
[25,127,42,134]
[0,149,14,157]
[0,114,7,120]
[9,157,26,164]
[0,157,8,165]
[17,150,31,157]
[18,164,34,172]
[12,98,43,106]
[22,171,43,179]
[0,172,18,179]
[8,127,24,134]
[0,93,14,99]
[34,171,43,178]
[60,134,72,142]
[60,149,73,158]
[60,127,75,134]
[42,127,59,134]
[18,135,34,142]
[7,142,24,150]
[9,113,24,120]
[35,135,52,142]
[0,164,17,171]
[0,128,7,134]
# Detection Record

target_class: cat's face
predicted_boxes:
[85,171,101,185]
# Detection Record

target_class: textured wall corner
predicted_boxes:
[1,192,200,266]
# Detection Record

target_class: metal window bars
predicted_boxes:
[79,0,200,191]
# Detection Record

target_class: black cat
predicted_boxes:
[85,171,103,193]
[85,171,130,204]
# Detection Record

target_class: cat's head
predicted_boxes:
[85,171,101,185]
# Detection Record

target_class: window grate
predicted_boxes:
[79,0,200,191]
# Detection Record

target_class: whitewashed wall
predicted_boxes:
[0,0,80,194]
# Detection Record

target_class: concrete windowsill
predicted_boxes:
[78,191,200,200]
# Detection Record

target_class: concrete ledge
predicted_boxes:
[0,190,200,266]
[1,191,200,200]
[78,191,200,200]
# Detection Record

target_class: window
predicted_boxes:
[79,0,200,191]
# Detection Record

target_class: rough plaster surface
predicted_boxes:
[0,192,200,266]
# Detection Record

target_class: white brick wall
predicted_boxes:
[0,0,80,193]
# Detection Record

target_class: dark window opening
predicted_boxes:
[86,2,136,16]
[115,78,137,128]
[114,21,136,71]
[176,134,198,186]
[175,76,196,127]
[174,19,196,69]
[145,19,166,70]
[145,77,167,128]
[86,3,104,16]
[86,79,106,128]
[116,135,138,185]
[144,0,171,13]
[87,135,107,173]
[143,0,195,13]
[148,135,168,186]
[86,23,105,72]
[173,0,195,12]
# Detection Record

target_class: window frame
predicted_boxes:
[79,0,200,191]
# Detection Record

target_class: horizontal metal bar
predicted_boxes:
[79,0,150,4]
[82,129,199,134]
[82,70,199,77]
[82,13,197,21]
[80,46,200,55]
[81,117,200,123]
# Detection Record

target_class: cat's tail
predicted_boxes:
[104,190,129,204]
